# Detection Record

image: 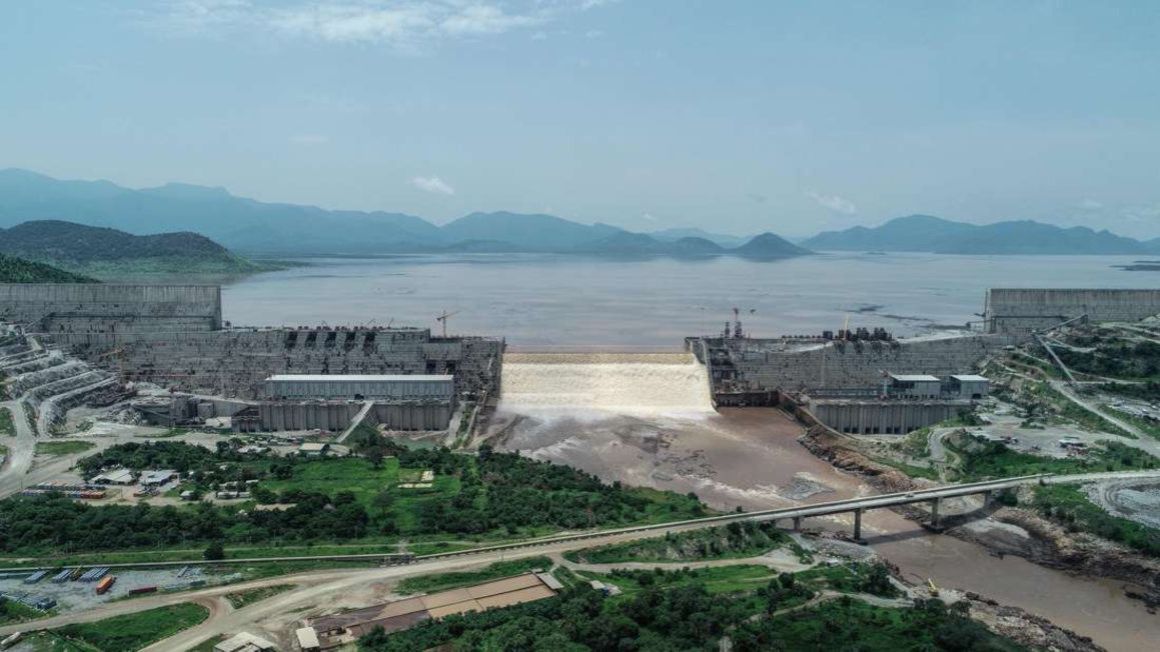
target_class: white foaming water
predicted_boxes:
[499,352,714,415]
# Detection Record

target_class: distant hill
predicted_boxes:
[802,215,1147,255]
[0,169,807,260]
[0,253,97,283]
[669,236,726,256]
[0,168,445,254]
[0,220,262,277]
[734,232,812,259]
[650,227,747,248]
[443,212,623,250]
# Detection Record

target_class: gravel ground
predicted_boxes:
[0,566,222,613]
[1084,479,1160,528]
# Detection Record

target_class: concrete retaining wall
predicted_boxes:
[985,288,1160,333]
[0,284,221,334]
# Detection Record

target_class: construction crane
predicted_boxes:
[435,310,460,337]
[95,347,126,383]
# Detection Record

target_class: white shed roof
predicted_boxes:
[295,626,321,649]
[888,374,941,382]
[93,468,135,483]
[950,374,989,382]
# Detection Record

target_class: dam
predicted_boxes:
[499,352,714,415]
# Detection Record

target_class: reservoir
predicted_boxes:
[222,252,1151,346]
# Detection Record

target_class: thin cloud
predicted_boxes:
[410,175,455,195]
[150,1,611,50]
[807,190,857,215]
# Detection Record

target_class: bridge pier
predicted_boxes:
[792,516,802,531]
[929,497,941,528]
[852,508,864,543]
[983,490,993,508]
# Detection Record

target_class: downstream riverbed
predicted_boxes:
[494,407,1157,650]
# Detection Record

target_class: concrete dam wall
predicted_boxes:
[0,283,221,333]
[0,283,502,401]
[58,328,502,400]
[985,288,1160,333]
[697,333,1010,395]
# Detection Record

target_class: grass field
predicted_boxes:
[397,556,553,594]
[35,440,96,456]
[582,564,781,596]
[51,602,209,651]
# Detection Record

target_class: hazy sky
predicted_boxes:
[2,1,1159,237]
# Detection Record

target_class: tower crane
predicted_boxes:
[435,310,460,337]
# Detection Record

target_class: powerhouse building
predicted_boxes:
[263,374,454,401]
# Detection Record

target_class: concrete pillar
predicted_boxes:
[983,490,993,508]
[792,516,802,531]
[930,497,941,527]
[853,508,863,541]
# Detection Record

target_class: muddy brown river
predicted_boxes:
[494,406,1158,650]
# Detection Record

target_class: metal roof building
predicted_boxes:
[263,374,454,401]
[886,374,942,399]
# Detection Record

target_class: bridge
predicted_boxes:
[0,473,1075,574]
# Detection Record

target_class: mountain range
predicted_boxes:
[801,214,1153,255]
[0,168,1154,258]
[0,169,807,259]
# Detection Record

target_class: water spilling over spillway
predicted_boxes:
[499,352,714,415]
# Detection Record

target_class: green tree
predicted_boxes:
[203,541,225,560]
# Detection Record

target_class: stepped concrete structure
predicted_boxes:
[0,327,123,434]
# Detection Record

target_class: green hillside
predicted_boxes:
[0,220,267,278]
[0,253,97,283]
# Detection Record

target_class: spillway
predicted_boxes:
[499,352,714,415]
